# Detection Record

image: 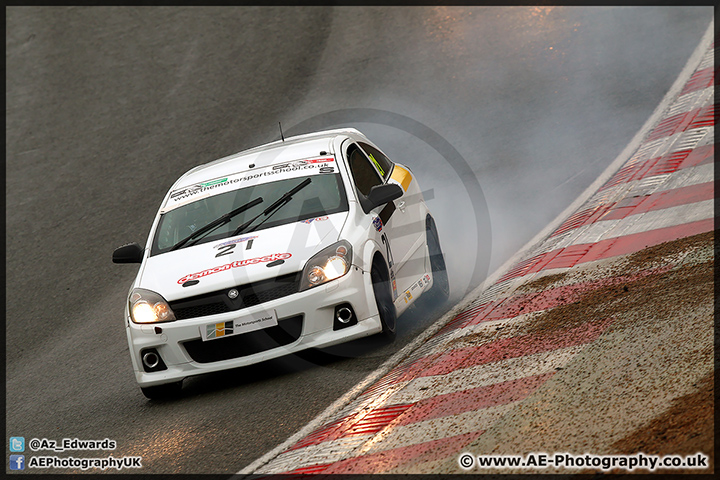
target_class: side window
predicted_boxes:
[347,143,383,197]
[358,142,394,181]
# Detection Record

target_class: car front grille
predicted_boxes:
[169,272,301,320]
[182,315,303,363]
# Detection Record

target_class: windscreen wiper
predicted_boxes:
[231,178,312,237]
[169,197,263,251]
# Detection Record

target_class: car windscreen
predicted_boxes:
[151,173,348,256]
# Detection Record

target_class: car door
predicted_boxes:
[360,142,427,296]
[346,141,423,298]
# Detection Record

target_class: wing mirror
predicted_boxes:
[367,183,404,210]
[113,242,144,264]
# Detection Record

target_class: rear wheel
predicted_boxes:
[371,261,396,340]
[141,381,182,400]
[426,216,450,305]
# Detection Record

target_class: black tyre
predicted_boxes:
[141,381,182,400]
[371,261,396,340]
[426,216,450,305]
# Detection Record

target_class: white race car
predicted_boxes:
[113,128,448,399]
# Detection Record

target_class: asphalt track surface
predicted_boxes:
[5,6,711,475]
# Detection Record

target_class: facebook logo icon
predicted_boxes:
[10,454,25,470]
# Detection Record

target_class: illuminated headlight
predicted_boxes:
[299,240,353,291]
[128,288,176,324]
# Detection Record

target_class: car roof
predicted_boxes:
[173,128,363,189]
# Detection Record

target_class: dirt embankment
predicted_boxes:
[453,230,714,475]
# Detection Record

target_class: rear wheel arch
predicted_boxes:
[425,214,450,304]
[425,213,438,234]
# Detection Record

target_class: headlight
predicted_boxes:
[299,240,353,291]
[128,288,176,324]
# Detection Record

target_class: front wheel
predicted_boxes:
[371,265,396,340]
[141,381,182,400]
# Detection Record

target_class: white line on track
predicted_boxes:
[557,200,712,246]
[384,345,586,405]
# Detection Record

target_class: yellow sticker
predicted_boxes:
[403,290,413,304]
[368,153,385,176]
[390,165,412,192]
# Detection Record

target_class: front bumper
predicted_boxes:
[127,266,381,387]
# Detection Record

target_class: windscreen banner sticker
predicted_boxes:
[272,157,334,169]
[170,177,240,202]
[201,310,278,341]
[167,156,336,206]
[177,253,292,284]
[301,216,329,224]
[201,177,229,187]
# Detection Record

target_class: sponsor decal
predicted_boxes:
[304,157,335,164]
[168,156,336,204]
[206,321,233,339]
[392,278,397,299]
[273,157,334,170]
[213,236,258,249]
[177,252,292,284]
[403,290,413,304]
[170,177,238,201]
[301,216,329,224]
[372,216,383,232]
[368,153,385,176]
[201,310,278,341]
[201,177,228,187]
